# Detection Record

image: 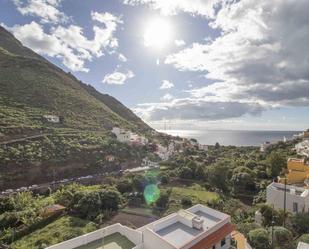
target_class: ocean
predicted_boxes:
[158,130,300,146]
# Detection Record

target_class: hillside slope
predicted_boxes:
[0,26,150,134]
[0,26,153,190]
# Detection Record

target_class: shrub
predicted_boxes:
[181,197,192,207]
[248,228,270,249]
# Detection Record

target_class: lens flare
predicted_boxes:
[143,184,160,205]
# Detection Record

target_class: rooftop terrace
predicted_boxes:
[268,182,309,197]
[75,233,135,249]
[141,204,231,248]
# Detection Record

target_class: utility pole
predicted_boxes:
[283,177,287,227]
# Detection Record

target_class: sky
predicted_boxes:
[1,0,309,131]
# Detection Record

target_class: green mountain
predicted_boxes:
[0,26,150,134]
[0,26,153,190]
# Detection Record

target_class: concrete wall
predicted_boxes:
[266,183,309,214]
[151,214,179,232]
[46,223,142,249]
[142,228,177,249]
[187,204,230,221]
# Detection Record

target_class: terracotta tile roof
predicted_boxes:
[187,223,235,249]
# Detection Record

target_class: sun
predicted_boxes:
[143,18,173,50]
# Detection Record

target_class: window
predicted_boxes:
[212,246,216,249]
[293,202,298,213]
[221,238,226,247]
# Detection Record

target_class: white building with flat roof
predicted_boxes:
[266,182,309,214]
[296,140,309,157]
[43,115,60,123]
[46,204,234,249]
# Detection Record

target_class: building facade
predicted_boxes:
[279,158,309,184]
[266,182,309,214]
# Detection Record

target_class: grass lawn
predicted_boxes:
[11,216,98,249]
[161,185,219,215]
[76,233,135,249]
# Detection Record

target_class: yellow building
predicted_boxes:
[279,158,309,184]
[304,131,309,139]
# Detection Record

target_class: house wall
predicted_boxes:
[142,228,176,249]
[45,223,142,249]
[266,184,309,214]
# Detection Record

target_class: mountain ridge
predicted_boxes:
[0,25,151,133]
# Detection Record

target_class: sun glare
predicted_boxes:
[143,18,173,50]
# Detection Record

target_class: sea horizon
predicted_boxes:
[158,129,301,146]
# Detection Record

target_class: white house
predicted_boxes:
[198,144,209,152]
[260,141,271,152]
[43,115,60,123]
[112,127,131,143]
[112,127,148,146]
[266,182,309,214]
[296,140,309,157]
[46,204,235,249]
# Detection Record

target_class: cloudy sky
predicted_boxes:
[1,0,309,131]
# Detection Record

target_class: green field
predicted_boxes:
[11,216,98,249]
[161,185,219,214]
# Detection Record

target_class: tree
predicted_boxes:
[179,166,193,179]
[181,197,192,207]
[116,179,132,194]
[291,212,309,234]
[155,193,169,209]
[215,142,220,149]
[194,165,206,180]
[248,228,270,249]
[160,174,170,185]
[272,226,293,249]
[132,174,147,192]
[259,205,286,227]
[205,162,230,191]
[267,152,286,177]
[72,189,121,220]
[231,172,255,192]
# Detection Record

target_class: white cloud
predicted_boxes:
[159,80,174,90]
[174,39,186,47]
[123,0,221,18]
[13,0,68,24]
[135,98,263,121]
[163,0,309,120]
[118,53,127,62]
[6,12,122,72]
[161,93,174,101]
[103,70,135,85]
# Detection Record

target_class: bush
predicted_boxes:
[272,226,293,249]
[181,197,192,207]
[178,166,193,179]
[267,152,286,177]
[291,212,309,234]
[155,193,169,209]
[248,228,270,249]
[116,179,132,194]
[160,174,170,185]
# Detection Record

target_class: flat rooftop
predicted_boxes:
[75,233,135,249]
[147,205,230,248]
[157,221,200,247]
[268,182,309,197]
